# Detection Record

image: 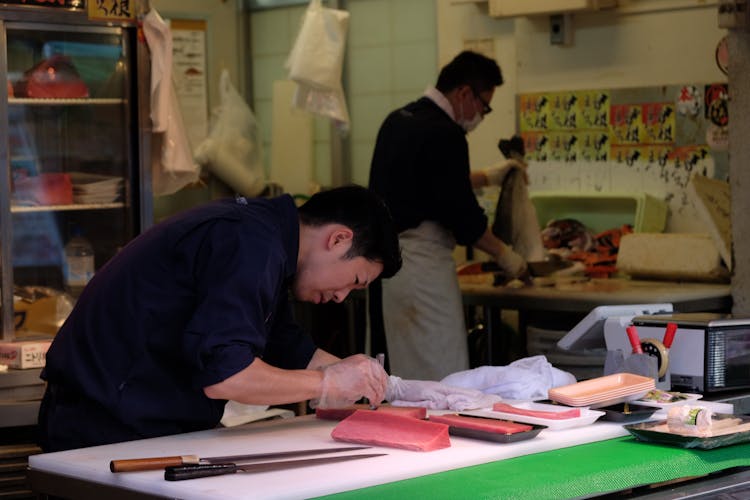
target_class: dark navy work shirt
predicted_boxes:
[369,97,488,246]
[40,195,317,449]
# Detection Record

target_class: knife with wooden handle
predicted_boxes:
[164,453,387,481]
[110,446,371,472]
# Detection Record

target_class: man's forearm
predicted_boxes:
[306,348,340,369]
[203,357,324,405]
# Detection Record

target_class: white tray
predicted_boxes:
[461,402,605,431]
[632,390,703,409]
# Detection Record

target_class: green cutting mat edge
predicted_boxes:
[314,437,750,500]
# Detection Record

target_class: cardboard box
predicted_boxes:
[0,341,51,369]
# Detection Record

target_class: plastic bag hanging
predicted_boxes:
[194,70,266,197]
[285,0,350,131]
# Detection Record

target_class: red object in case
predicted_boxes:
[13,54,89,99]
[13,173,73,206]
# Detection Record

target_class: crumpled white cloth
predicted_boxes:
[385,376,502,411]
[440,355,577,401]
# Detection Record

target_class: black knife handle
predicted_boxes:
[165,463,238,481]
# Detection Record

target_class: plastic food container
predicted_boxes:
[529,191,668,233]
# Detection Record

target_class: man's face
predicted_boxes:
[292,231,383,304]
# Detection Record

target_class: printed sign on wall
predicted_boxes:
[88,0,135,21]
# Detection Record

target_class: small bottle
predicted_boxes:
[63,226,95,297]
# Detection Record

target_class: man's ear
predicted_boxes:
[326,225,354,251]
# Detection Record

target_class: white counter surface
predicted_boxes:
[29,413,630,500]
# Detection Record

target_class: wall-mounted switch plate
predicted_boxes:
[718,0,748,29]
[550,13,573,45]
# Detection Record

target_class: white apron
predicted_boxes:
[382,221,469,381]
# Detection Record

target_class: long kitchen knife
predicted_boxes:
[164,453,387,481]
[110,446,371,472]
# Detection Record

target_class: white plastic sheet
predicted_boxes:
[194,70,266,197]
[142,8,200,196]
[285,0,350,130]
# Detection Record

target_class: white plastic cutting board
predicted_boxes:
[29,413,628,500]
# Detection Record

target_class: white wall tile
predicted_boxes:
[391,0,436,44]
[348,0,391,47]
[351,140,376,185]
[349,46,392,94]
[252,55,288,101]
[391,42,437,92]
[251,9,292,56]
[349,93,393,142]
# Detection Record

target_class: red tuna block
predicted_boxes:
[429,414,533,434]
[331,410,450,452]
[316,404,427,421]
[492,402,580,420]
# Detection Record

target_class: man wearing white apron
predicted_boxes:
[369,51,527,381]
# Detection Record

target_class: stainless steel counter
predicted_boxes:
[460,278,732,366]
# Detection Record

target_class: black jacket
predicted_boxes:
[369,97,487,246]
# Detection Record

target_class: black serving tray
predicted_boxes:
[446,420,547,443]
[599,402,657,423]
[625,414,750,450]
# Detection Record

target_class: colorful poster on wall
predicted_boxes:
[705,83,729,128]
[642,103,676,144]
[609,104,644,144]
[519,93,551,132]
[549,92,579,130]
[520,90,611,162]
[578,131,610,162]
[576,90,610,130]
[522,132,551,161]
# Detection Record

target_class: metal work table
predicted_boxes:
[460,278,732,365]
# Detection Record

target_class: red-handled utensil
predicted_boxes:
[626,326,644,354]
[663,322,677,349]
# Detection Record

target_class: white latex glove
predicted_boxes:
[482,159,528,186]
[496,243,527,277]
[384,376,502,411]
[311,354,388,409]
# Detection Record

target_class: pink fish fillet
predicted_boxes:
[492,402,580,420]
[316,404,427,421]
[429,413,533,434]
[331,410,451,452]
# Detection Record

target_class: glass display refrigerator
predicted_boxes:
[0,3,152,348]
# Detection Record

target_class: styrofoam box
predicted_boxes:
[529,192,668,233]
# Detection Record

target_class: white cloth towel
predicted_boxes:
[440,355,577,401]
[385,376,502,411]
[142,8,200,195]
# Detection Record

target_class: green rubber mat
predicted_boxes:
[315,437,750,500]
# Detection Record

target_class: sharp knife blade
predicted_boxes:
[369,352,386,410]
[164,453,387,481]
[110,446,371,472]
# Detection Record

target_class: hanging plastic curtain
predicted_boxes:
[285,0,350,132]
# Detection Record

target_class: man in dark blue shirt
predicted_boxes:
[38,185,402,452]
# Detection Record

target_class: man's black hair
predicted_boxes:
[298,185,402,279]
[435,50,503,94]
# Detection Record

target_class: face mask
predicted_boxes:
[458,101,483,132]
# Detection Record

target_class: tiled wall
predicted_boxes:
[250,0,437,189]
[346,0,437,185]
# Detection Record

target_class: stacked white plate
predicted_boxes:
[69,172,124,204]
[548,373,655,408]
